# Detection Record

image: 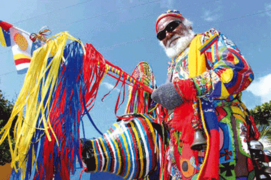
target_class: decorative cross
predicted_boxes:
[220,148,232,161]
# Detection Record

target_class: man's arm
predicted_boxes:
[177,30,254,100]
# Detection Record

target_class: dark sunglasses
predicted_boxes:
[157,20,182,40]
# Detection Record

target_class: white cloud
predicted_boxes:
[246,74,271,104]
[101,82,120,92]
[203,10,220,22]
[265,3,271,16]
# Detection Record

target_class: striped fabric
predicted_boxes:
[0,20,42,74]
[83,114,160,179]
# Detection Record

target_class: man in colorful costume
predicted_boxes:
[151,10,257,179]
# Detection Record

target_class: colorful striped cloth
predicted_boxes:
[0,20,42,74]
[82,114,163,180]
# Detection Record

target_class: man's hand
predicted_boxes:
[151,82,183,110]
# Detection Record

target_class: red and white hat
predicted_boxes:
[155,10,184,33]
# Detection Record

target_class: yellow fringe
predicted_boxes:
[0,32,84,178]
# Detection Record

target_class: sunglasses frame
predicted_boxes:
[157,20,182,41]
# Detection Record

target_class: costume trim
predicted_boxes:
[199,33,219,55]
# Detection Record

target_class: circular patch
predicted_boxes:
[14,33,28,51]
[182,161,188,171]
[180,159,195,178]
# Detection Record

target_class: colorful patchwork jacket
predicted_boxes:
[166,29,256,180]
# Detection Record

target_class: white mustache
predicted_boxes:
[159,30,195,58]
[166,34,182,48]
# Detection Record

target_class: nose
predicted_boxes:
[165,30,174,39]
[162,30,174,46]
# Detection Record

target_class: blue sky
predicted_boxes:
[1,0,271,179]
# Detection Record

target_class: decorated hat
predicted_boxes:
[155,10,184,33]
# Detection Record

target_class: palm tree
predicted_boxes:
[250,101,271,150]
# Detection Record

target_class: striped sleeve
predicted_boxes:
[192,29,254,99]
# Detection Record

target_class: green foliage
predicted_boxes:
[0,90,15,165]
[249,101,271,140]
[0,119,14,165]
[257,124,271,140]
[249,101,271,125]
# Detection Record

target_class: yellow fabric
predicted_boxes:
[108,126,122,174]
[91,140,99,172]
[220,68,233,83]
[13,53,31,60]
[0,32,84,178]
[188,34,206,78]
[187,34,208,180]
[220,82,231,99]
[0,28,7,47]
[117,126,131,179]
[130,121,144,177]
[99,137,110,171]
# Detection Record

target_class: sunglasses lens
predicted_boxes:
[157,31,166,40]
[157,21,181,40]
[167,21,180,32]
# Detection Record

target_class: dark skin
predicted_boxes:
[156,16,192,48]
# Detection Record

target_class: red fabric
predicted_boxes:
[173,78,197,101]
[265,155,270,163]
[172,78,220,179]
[247,158,254,172]
[171,78,197,135]
[171,102,195,142]
[160,146,170,179]
[199,129,219,180]
[0,21,13,31]
[157,105,168,124]
[249,115,260,140]
[83,43,107,111]
[14,58,31,65]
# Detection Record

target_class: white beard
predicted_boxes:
[160,29,195,59]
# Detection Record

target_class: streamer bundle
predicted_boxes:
[0,32,109,179]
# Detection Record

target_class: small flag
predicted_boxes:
[0,20,42,74]
[0,21,12,47]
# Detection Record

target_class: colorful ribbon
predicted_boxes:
[29,26,51,43]
[105,60,154,94]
